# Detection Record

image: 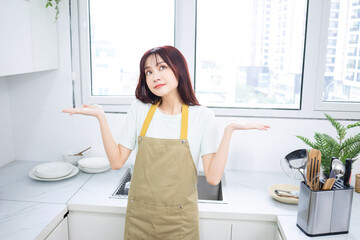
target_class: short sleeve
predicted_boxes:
[117,101,138,150]
[200,109,219,156]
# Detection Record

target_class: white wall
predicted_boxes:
[0,77,14,167]
[3,1,360,185]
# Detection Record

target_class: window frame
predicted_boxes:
[70,0,360,119]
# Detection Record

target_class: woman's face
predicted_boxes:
[144,54,179,98]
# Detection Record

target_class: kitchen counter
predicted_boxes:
[68,167,300,221]
[1,160,359,240]
[0,200,67,240]
[0,160,92,240]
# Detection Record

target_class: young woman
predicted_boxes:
[63,46,270,239]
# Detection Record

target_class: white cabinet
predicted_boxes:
[68,211,126,240]
[0,0,58,77]
[67,211,280,240]
[231,220,277,240]
[275,228,284,240]
[199,219,277,240]
[45,217,69,240]
[199,219,232,240]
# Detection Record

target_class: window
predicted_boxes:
[195,0,307,109]
[89,0,174,97]
[76,0,175,106]
[321,0,360,103]
[72,0,360,118]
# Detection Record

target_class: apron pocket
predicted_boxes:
[126,200,184,240]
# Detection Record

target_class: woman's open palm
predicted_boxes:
[229,119,270,131]
[62,104,104,118]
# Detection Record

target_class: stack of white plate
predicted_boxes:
[29,162,79,181]
[77,157,110,173]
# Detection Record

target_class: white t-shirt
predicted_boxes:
[118,100,219,169]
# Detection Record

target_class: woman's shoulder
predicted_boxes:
[189,104,215,118]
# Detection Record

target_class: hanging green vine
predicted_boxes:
[46,0,62,22]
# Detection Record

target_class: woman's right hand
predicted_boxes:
[62,104,105,118]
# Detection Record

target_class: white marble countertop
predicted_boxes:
[0,161,92,204]
[0,200,67,240]
[1,160,359,240]
[0,160,92,240]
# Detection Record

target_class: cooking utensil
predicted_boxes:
[274,190,299,199]
[321,178,335,190]
[306,149,321,191]
[332,159,345,181]
[329,157,336,178]
[274,189,299,198]
[282,149,308,183]
[268,184,300,204]
[74,147,91,156]
[343,158,353,187]
[124,181,131,195]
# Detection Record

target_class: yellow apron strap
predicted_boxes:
[140,102,189,139]
[180,104,189,140]
[140,102,160,137]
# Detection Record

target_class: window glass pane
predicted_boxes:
[323,0,360,102]
[89,0,174,96]
[195,0,307,109]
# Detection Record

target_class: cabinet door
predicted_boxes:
[232,221,276,240]
[199,219,232,240]
[29,0,58,72]
[274,228,283,240]
[0,0,58,77]
[68,211,126,240]
[0,0,33,76]
[46,217,69,240]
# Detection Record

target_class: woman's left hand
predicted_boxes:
[227,119,270,131]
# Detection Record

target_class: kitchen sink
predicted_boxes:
[110,168,227,204]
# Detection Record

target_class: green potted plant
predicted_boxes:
[296,113,360,176]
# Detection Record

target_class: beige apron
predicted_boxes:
[124,102,199,240]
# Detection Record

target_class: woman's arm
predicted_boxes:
[202,120,270,185]
[62,104,131,169]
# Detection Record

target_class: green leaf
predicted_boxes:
[347,142,360,161]
[324,113,346,143]
[347,121,360,129]
[340,133,360,152]
[295,135,316,149]
[314,132,327,150]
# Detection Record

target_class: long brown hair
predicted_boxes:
[135,46,200,106]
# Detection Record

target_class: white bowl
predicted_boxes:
[62,154,83,165]
[34,162,74,179]
[78,157,109,169]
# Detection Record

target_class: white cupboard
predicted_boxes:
[231,220,277,240]
[275,228,284,240]
[67,211,281,240]
[68,211,126,240]
[0,0,58,77]
[45,217,69,240]
[199,219,232,240]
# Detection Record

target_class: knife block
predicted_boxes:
[296,181,354,237]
